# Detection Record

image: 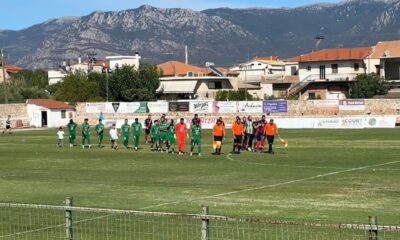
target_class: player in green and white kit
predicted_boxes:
[166,119,176,154]
[151,120,161,151]
[131,118,142,151]
[95,119,105,148]
[81,118,91,149]
[159,115,170,151]
[67,119,77,148]
[121,119,131,149]
[190,120,202,156]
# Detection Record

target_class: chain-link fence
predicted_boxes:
[1,198,399,240]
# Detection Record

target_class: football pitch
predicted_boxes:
[0,128,399,225]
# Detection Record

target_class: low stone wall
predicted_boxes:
[75,99,400,125]
[0,103,29,128]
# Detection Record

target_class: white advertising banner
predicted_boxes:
[86,103,107,113]
[147,102,168,113]
[238,101,263,113]
[189,101,213,113]
[213,101,237,113]
[339,99,366,111]
[313,100,339,111]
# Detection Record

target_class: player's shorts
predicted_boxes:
[167,134,176,144]
[192,137,201,145]
[145,129,151,135]
[234,135,243,143]
[153,135,160,142]
[133,134,140,139]
[111,139,116,144]
[82,134,90,139]
[255,133,264,141]
[6,125,10,129]
[214,136,223,142]
[97,134,104,139]
[123,135,129,141]
[213,140,222,149]
[159,132,167,141]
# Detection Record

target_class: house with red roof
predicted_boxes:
[26,99,75,128]
[285,47,373,100]
[0,64,23,83]
[156,61,255,100]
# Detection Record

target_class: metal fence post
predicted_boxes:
[369,216,378,240]
[201,206,210,240]
[65,197,74,240]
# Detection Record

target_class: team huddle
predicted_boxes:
[58,113,283,156]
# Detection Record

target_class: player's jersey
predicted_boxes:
[67,123,77,133]
[81,123,90,135]
[175,123,187,135]
[191,125,201,138]
[168,124,175,135]
[151,125,160,136]
[159,120,169,132]
[121,124,130,136]
[144,118,152,130]
[258,120,266,135]
[131,122,142,135]
[95,124,104,135]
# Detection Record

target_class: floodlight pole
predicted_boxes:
[1,49,8,103]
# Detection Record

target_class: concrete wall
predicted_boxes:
[75,99,400,125]
[0,103,28,127]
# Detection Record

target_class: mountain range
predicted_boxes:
[1,0,400,69]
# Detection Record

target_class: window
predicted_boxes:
[308,92,316,99]
[61,110,66,119]
[208,81,222,89]
[354,63,360,71]
[306,66,311,71]
[331,64,338,74]
[291,66,297,76]
[187,72,193,77]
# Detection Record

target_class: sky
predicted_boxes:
[1,0,339,30]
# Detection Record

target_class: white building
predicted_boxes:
[230,57,286,83]
[106,52,141,70]
[26,99,75,128]
[48,70,67,85]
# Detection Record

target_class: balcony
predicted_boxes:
[302,73,358,82]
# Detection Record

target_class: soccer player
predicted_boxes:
[81,118,91,149]
[241,116,248,149]
[95,119,105,148]
[109,124,119,150]
[144,114,153,144]
[232,116,244,154]
[121,119,131,149]
[259,115,267,149]
[244,116,254,151]
[67,119,77,148]
[131,118,142,151]
[2,115,11,134]
[190,120,202,156]
[57,127,65,147]
[175,118,187,155]
[159,115,170,151]
[166,119,176,154]
[265,119,278,154]
[151,120,161,151]
[212,119,225,155]
[252,117,261,152]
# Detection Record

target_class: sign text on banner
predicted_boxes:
[169,102,189,112]
[213,101,237,113]
[190,101,213,113]
[339,99,365,111]
[238,101,263,113]
[263,100,288,113]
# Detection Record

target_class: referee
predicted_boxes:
[264,119,278,154]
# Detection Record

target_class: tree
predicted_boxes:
[350,74,389,98]
[52,71,101,103]
[0,70,50,103]
[108,64,161,101]
[215,89,255,101]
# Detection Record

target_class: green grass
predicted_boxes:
[0,128,400,226]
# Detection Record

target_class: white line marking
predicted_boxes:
[140,155,400,210]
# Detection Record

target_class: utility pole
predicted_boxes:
[1,49,8,103]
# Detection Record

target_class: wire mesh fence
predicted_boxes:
[1,198,399,240]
